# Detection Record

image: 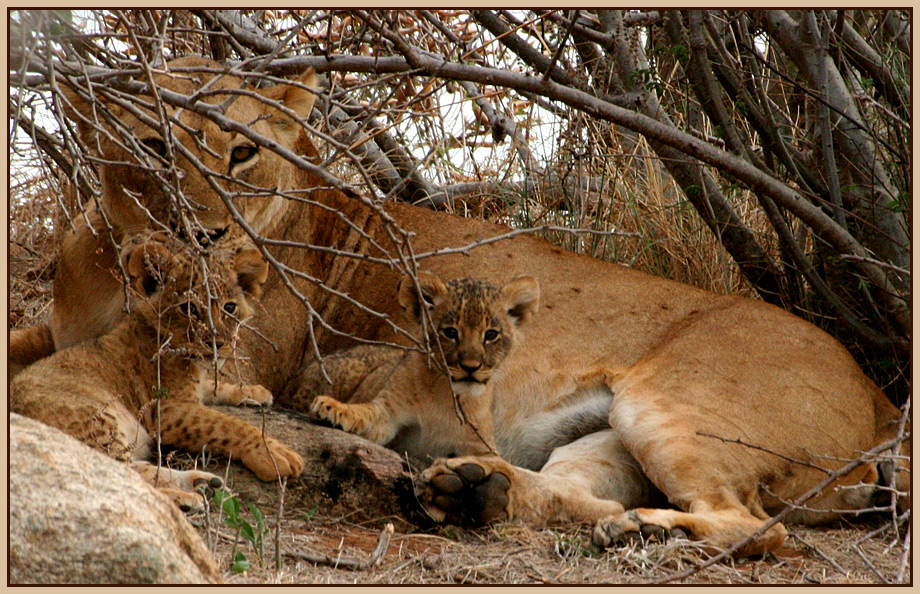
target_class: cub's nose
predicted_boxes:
[459,361,482,374]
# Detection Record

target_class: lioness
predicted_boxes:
[299,272,540,461]
[10,232,304,510]
[12,57,908,556]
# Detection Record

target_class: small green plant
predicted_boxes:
[553,531,595,558]
[213,489,268,573]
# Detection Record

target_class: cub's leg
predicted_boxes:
[199,377,273,407]
[10,384,221,512]
[11,386,147,464]
[310,394,402,445]
[417,429,646,526]
[156,400,304,482]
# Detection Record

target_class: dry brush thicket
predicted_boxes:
[8,10,910,584]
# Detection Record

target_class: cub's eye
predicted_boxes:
[441,327,459,341]
[141,137,167,158]
[223,302,237,315]
[230,145,258,166]
[484,329,500,343]
[179,302,199,319]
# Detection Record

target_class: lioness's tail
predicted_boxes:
[10,324,55,376]
[873,392,911,514]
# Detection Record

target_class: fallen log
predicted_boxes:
[209,405,429,529]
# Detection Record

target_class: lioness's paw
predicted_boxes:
[591,510,688,551]
[242,437,305,482]
[416,457,512,526]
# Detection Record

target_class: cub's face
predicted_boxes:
[125,234,268,364]
[399,273,540,397]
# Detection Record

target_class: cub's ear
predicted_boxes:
[125,239,173,297]
[234,248,269,300]
[501,276,540,327]
[261,68,318,125]
[398,271,448,320]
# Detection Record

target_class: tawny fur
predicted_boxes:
[9,232,303,510]
[298,272,539,461]
[11,57,908,556]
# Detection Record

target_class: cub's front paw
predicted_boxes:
[310,396,366,434]
[416,456,512,526]
[242,437,304,481]
[237,384,274,407]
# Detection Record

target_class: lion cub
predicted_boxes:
[301,272,539,461]
[10,232,304,511]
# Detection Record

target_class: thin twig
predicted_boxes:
[412,225,640,260]
[789,534,849,577]
[285,523,394,570]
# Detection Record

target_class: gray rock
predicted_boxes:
[9,413,221,584]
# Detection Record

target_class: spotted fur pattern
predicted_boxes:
[9,232,303,511]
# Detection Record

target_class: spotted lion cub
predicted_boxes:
[301,272,539,460]
[10,232,304,511]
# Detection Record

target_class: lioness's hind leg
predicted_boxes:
[134,461,224,513]
[604,379,790,556]
[592,501,788,558]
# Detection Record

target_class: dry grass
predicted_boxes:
[192,511,909,584]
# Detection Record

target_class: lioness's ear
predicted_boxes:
[501,276,540,327]
[261,68,318,123]
[57,84,122,149]
[234,248,269,300]
[126,240,172,297]
[398,271,447,320]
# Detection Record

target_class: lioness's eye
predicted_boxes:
[141,137,167,158]
[223,302,237,315]
[230,145,258,166]
[441,327,459,340]
[179,302,200,319]
[484,329,500,343]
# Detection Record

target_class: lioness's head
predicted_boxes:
[124,232,269,363]
[398,272,540,397]
[61,56,317,238]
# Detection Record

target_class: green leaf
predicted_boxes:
[670,44,690,62]
[249,503,265,531]
[240,521,256,544]
[223,495,241,519]
[231,552,251,574]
